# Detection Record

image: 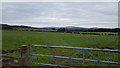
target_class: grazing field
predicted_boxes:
[2,30,119,66]
[2,30,118,49]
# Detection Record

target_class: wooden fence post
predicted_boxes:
[21,45,28,66]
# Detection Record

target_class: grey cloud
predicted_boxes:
[2,2,118,28]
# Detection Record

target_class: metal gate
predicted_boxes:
[30,45,120,68]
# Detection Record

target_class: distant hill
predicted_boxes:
[0,24,38,30]
[40,26,89,30]
[40,26,119,32]
[0,24,119,32]
[0,24,13,30]
[64,26,89,30]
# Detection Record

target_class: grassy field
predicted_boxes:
[2,30,118,49]
[2,30,119,66]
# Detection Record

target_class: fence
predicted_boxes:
[2,45,28,66]
[30,45,120,68]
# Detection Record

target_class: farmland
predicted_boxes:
[2,30,119,66]
[2,30,118,49]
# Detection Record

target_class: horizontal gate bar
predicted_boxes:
[32,62,75,68]
[31,45,120,52]
[32,54,120,64]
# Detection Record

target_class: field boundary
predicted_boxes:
[2,45,28,66]
[30,45,120,67]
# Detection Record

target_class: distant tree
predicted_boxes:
[73,31,80,34]
[57,28,66,32]
[51,28,56,30]
[25,29,28,31]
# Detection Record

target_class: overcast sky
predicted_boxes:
[2,2,118,28]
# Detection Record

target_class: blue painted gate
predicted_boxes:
[30,45,120,68]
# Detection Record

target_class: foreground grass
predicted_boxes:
[2,30,119,66]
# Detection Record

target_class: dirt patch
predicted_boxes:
[52,51,76,66]
[87,39,118,49]
[2,56,20,66]
[101,39,118,49]
[53,52,67,64]
[2,49,21,54]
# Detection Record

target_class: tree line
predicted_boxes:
[57,28,119,32]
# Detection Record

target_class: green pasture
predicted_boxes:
[2,30,119,66]
[2,30,118,49]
